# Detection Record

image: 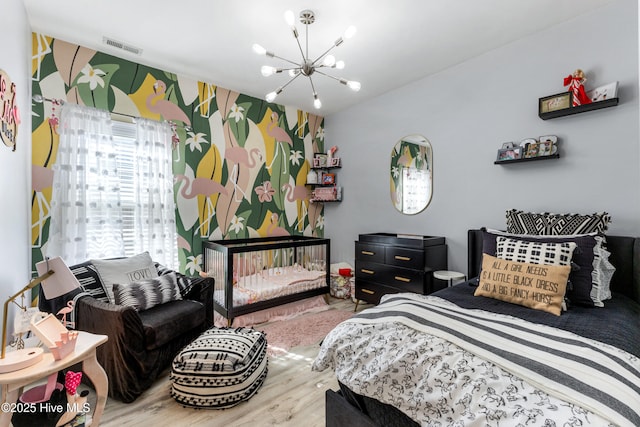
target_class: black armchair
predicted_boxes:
[39,261,213,403]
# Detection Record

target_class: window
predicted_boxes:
[49,104,177,268]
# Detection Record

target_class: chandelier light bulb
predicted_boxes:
[252,44,267,55]
[313,94,322,109]
[288,69,299,77]
[265,91,278,102]
[261,66,276,77]
[344,26,357,39]
[335,60,345,69]
[323,55,336,67]
[284,10,295,26]
[347,80,361,92]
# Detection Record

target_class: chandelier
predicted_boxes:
[252,9,361,109]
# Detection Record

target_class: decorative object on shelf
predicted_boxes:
[313,153,328,167]
[539,92,573,114]
[588,81,619,102]
[311,186,341,202]
[496,147,521,161]
[321,172,335,185]
[327,145,338,165]
[306,169,318,184]
[494,136,559,164]
[252,9,361,109]
[563,69,592,106]
[0,69,21,152]
[330,157,341,167]
[0,257,81,373]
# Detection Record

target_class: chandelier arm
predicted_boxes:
[307,74,318,95]
[270,53,302,67]
[278,72,304,92]
[311,43,339,66]
[313,69,344,83]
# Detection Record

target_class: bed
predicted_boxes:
[202,236,330,325]
[314,228,640,426]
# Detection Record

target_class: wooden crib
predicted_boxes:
[202,236,330,324]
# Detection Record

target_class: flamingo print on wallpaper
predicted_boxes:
[225,146,263,202]
[265,112,293,174]
[175,174,228,236]
[146,80,192,126]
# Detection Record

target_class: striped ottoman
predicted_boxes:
[170,327,268,409]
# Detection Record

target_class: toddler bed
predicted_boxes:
[203,236,330,324]
[314,225,640,427]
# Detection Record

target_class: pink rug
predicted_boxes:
[257,308,353,356]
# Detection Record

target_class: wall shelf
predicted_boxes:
[494,153,560,165]
[539,98,619,120]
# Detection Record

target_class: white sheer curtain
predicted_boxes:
[48,103,124,264]
[132,118,177,268]
[48,104,178,268]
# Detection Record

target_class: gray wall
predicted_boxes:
[1,1,32,333]
[324,0,639,275]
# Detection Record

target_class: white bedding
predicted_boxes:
[313,293,640,426]
[214,269,326,306]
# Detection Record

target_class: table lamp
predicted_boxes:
[0,257,81,373]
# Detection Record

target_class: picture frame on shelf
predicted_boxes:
[538,140,554,156]
[587,81,619,102]
[539,92,573,114]
[496,147,521,162]
[321,173,335,185]
[501,142,514,149]
[313,153,328,167]
[329,157,341,167]
[525,142,540,158]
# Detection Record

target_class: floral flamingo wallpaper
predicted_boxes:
[31,33,326,275]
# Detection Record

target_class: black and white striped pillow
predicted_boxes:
[112,272,182,311]
[496,236,577,266]
[506,209,611,235]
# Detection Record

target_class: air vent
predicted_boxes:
[102,37,143,55]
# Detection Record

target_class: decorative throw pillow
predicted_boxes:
[475,254,570,316]
[481,228,615,307]
[112,272,182,311]
[505,209,611,235]
[68,261,110,303]
[495,236,576,266]
[155,262,193,297]
[91,252,158,304]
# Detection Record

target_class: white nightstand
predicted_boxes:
[433,270,467,287]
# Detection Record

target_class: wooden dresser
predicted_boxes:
[355,233,447,305]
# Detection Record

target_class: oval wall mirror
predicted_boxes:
[390,134,433,214]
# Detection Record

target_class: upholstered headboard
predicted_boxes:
[467,229,640,304]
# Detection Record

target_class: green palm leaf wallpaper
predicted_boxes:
[31,33,325,275]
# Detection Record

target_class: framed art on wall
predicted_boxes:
[539,92,572,114]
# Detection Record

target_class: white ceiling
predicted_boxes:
[23,0,615,115]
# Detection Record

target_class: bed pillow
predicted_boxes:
[481,228,614,307]
[496,236,576,267]
[91,252,159,304]
[505,209,611,235]
[112,272,182,311]
[475,254,570,316]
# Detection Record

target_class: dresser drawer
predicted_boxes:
[355,260,386,283]
[355,280,402,305]
[385,246,424,270]
[380,266,425,294]
[355,242,385,263]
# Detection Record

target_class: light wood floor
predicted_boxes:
[93,297,369,427]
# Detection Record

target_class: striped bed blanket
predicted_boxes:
[313,293,640,426]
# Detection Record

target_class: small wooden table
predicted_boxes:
[0,331,108,427]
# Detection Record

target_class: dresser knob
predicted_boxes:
[394,276,411,283]
[395,255,411,261]
[361,251,375,256]
[361,269,375,275]
[361,289,375,295]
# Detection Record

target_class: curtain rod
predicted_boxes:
[31,95,193,132]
